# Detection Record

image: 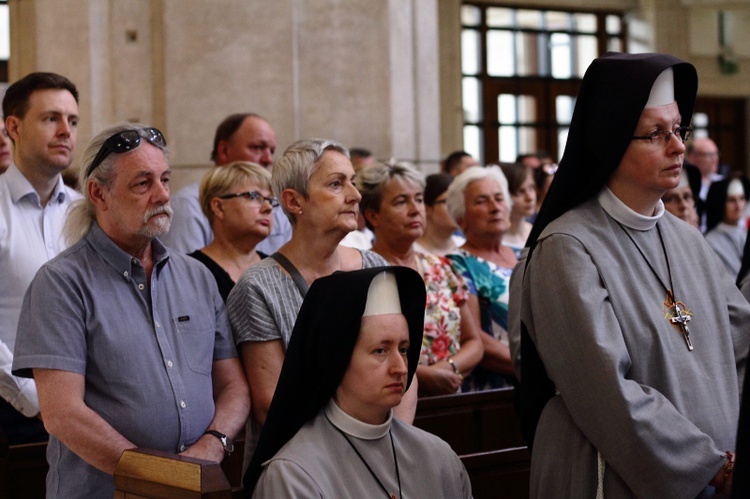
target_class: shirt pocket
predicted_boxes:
[173,314,214,375]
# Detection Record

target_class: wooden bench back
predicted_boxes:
[414,387,525,454]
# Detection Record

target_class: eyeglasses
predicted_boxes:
[632,126,692,146]
[86,127,167,177]
[218,191,279,208]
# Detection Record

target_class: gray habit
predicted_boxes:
[705,221,746,279]
[522,191,750,498]
[253,400,472,498]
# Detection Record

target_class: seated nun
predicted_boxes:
[245,267,472,498]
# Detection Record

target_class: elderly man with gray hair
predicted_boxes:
[12,123,250,499]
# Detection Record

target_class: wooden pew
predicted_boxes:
[114,448,231,498]
[4,389,529,498]
[461,447,531,499]
[0,435,244,499]
[414,387,525,455]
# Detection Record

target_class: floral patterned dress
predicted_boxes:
[448,249,514,391]
[414,252,469,367]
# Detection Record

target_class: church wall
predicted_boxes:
[7,0,750,185]
[8,0,442,190]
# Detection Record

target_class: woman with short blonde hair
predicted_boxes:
[189,161,274,302]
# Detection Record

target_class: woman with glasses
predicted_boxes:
[188,161,274,302]
[226,139,397,473]
[520,53,747,497]
[661,165,701,229]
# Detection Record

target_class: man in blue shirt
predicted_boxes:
[12,123,250,498]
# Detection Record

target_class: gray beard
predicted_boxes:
[139,204,174,238]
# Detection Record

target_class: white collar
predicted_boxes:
[597,186,664,230]
[325,399,391,440]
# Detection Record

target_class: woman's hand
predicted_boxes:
[416,363,463,396]
[709,451,734,496]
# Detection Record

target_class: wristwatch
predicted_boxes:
[204,429,234,456]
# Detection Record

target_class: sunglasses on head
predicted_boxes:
[85,127,167,177]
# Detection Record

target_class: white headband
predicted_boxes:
[728,179,745,197]
[362,271,402,317]
[645,68,675,108]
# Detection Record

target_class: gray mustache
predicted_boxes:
[144,204,173,223]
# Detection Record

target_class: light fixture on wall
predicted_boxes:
[718,11,738,75]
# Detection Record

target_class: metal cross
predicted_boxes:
[670,302,694,351]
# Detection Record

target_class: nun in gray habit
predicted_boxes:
[245,266,472,498]
[520,52,750,497]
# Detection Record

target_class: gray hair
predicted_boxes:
[355,161,426,231]
[271,138,349,225]
[446,165,511,223]
[63,123,169,245]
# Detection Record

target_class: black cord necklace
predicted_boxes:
[327,415,403,499]
[615,221,694,351]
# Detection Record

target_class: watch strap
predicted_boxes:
[204,429,234,456]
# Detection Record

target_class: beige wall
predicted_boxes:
[8,0,443,192]
[8,0,750,185]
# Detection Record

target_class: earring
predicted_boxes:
[299,209,303,215]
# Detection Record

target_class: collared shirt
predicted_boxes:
[12,223,236,498]
[0,164,80,416]
[161,181,292,254]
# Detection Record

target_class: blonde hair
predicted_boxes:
[199,161,272,224]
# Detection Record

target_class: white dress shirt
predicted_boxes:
[0,164,80,416]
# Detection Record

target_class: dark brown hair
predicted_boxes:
[3,72,79,120]
[210,113,262,162]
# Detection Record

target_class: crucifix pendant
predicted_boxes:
[670,302,694,351]
[664,291,694,351]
